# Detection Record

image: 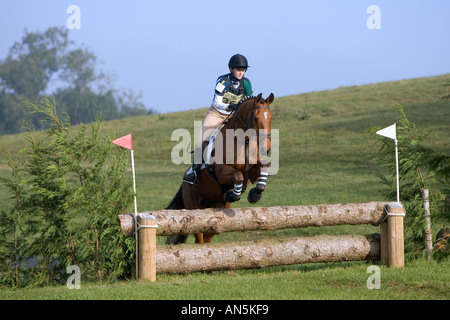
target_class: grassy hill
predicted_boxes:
[1,73,449,236]
[101,73,450,209]
[0,74,449,299]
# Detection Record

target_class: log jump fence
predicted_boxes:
[118,202,405,281]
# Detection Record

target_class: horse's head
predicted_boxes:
[236,93,274,156]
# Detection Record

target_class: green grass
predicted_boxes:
[1,260,448,300]
[1,74,449,299]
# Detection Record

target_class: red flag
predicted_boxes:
[113,133,132,150]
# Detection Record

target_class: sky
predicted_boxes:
[1,0,449,114]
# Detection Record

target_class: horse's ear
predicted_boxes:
[255,93,263,103]
[266,93,274,104]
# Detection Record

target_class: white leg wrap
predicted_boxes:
[233,183,243,196]
[257,172,269,186]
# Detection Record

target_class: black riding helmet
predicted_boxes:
[228,54,249,70]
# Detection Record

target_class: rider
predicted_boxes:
[183,54,253,184]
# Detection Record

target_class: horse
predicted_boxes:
[166,93,274,244]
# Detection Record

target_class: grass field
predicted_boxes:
[1,260,448,300]
[0,74,449,300]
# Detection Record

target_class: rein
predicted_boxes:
[233,105,271,134]
[227,100,272,192]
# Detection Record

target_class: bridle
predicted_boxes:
[232,103,272,142]
[228,100,272,192]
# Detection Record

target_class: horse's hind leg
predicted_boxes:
[203,233,214,243]
[216,166,244,202]
[194,233,204,244]
[203,202,229,243]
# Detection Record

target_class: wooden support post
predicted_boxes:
[138,213,157,281]
[385,203,405,268]
[380,220,389,265]
[421,189,433,262]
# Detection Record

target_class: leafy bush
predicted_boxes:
[368,104,448,261]
[0,97,135,287]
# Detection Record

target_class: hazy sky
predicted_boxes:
[1,0,449,113]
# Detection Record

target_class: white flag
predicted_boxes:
[376,123,396,140]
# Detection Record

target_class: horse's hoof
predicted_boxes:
[248,187,263,204]
[256,183,265,192]
[224,190,241,202]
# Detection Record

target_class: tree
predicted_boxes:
[0,97,135,287]
[369,105,448,260]
[0,27,70,133]
[0,27,152,135]
[0,151,29,287]
[0,27,69,98]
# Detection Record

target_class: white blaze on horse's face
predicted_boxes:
[252,105,273,161]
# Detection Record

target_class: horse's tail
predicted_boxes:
[166,184,184,210]
[165,185,188,245]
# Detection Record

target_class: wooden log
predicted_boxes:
[119,202,386,237]
[138,213,157,281]
[386,203,405,268]
[156,234,380,274]
[119,213,135,237]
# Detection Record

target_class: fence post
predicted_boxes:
[385,203,405,268]
[421,189,433,262]
[380,219,389,265]
[138,213,157,281]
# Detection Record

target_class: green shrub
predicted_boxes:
[369,104,448,261]
[0,97,135,287]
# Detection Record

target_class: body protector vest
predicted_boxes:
[215,73,253,105]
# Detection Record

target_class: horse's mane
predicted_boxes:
[235,96,257,112]
[226,94,267,126]
[239,94,269,106]
[240,95,256,104]
[224,95,262,129]
[242,95,256,101]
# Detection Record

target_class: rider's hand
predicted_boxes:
[228,104,239,112]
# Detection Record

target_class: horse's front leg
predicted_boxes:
[216,165,244,203]
[224,169,244,202]
[248,166,270,204]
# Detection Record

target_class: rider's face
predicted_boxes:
[230,67,246,80]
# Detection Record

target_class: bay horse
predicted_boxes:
[166,93,274,244]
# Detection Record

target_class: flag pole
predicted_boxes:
[376,123,400,204]
[112,133,139,279]
[395,138,400,204]
[131,149,139,280]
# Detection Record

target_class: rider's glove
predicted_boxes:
[228,104,239,112]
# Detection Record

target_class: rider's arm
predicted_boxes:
[212,93,230,111]
[211,77,232,112]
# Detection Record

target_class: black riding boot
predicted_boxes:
[183,163,202,185]
[183,142,208,185]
